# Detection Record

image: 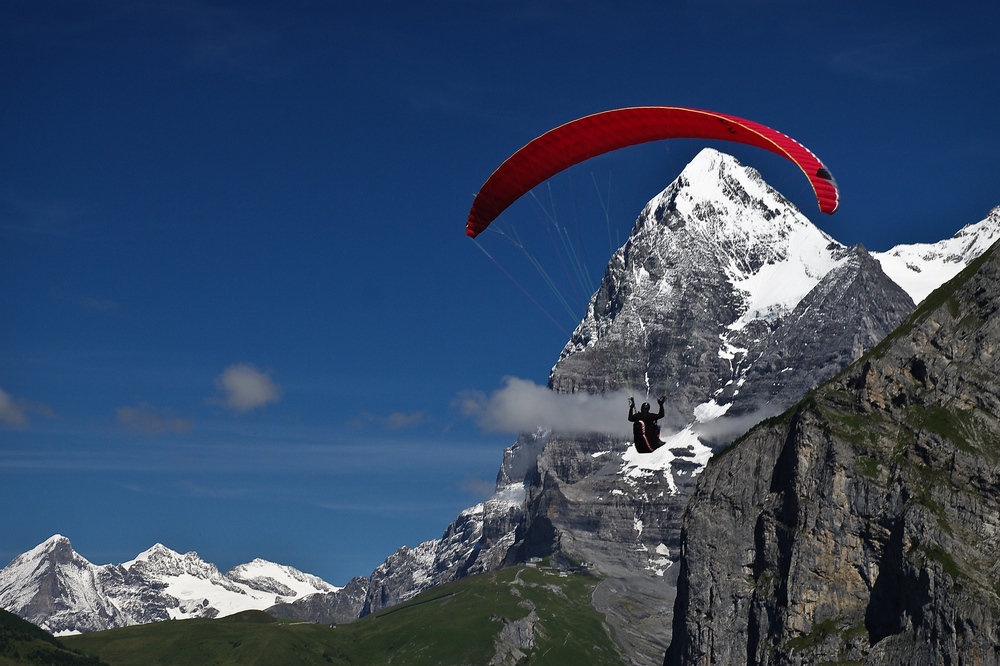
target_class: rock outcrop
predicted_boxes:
[666,239,1000,664]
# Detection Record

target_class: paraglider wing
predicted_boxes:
[466,106,839,238]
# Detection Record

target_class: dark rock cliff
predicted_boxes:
[666,239,1000,664]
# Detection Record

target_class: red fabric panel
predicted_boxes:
[467,107,839,238]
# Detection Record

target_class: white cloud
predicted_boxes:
[0,387,29,429]
[457,377,633,436]
[691,407,780,446]
[385,411,427,429]
[460,476,497,500]
[215,364,282,413]
[0,189,77,236]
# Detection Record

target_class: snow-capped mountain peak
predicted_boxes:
[226,558,339,598]
[122,543,190,571]
[656,148,849,330]
[122,542,170,563]
[0,535,118,635]
[10,534,76,562]
[873,206,1000,304]
[120,543,226,583]
[551,148,853,398]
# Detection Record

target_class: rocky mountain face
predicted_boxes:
[0,536,121,635]
[666,238,1000,663]
[0,535,336,635]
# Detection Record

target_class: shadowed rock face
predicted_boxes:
[666,240,1000,665]
[266,576,370,625]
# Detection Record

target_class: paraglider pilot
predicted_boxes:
[628,396,666,453]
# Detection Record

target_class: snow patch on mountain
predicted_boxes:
[873,206,1000,304]
[647,543,673,577]
[620,426,710,493]
[694,399,731,422]
[725,221,848,330]
[493,482,528,506]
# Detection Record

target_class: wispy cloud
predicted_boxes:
[313,498,466,517]
[0,419,497,473]
[460,476,496,500]
[691,407,781,447]
[150,1,314,81]
[121,479,254,499]
[457,377,631,435]
[174,478,254,499]
[117,403,193,436]
[10,2,302,81]
[830,39,931,83]
[347,410,428,430]
[0,385,55,430]
[175,4,281,74]
[399,81,526,124]
[213,364,282,413]
[0,387,29,429]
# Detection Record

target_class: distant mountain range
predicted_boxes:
[0,535,336,635]
[4,149,998,663]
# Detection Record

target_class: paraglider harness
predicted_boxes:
[628,396,666,453]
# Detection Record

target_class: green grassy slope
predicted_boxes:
[63,563,623,665]
[0,608,109,666]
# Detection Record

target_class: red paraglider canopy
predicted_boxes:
[466,106,839,238]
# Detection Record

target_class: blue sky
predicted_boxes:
[2,1,999,585]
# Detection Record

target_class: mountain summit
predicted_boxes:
[551,148,914,441]
[0,535,120,635]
